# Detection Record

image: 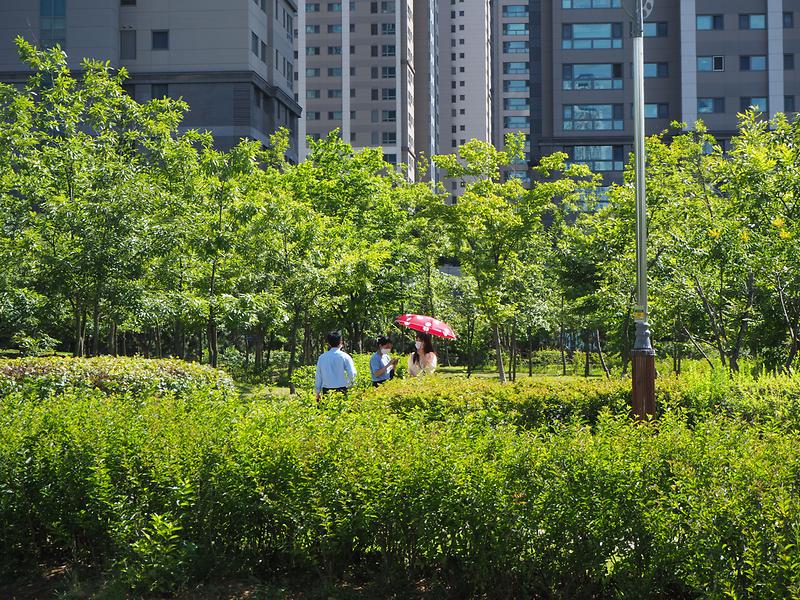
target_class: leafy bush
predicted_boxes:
[0,356,234,400]
[4,367,800,597]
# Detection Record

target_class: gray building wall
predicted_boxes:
[0,0,301,160]
[532,0,800,186]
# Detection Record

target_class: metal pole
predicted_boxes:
[631,0,656,419]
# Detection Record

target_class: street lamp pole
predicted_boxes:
[630,0,656,419]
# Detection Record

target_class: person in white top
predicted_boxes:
[407,331,437,377]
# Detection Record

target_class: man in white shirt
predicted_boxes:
[314,330,357,402]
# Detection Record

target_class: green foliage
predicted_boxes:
[0,356,234,400]
[3,359,800,597]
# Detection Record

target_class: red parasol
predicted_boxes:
[395,313,457,340]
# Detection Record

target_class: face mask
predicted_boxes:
[415,341,424,350]
[380,348,391,355]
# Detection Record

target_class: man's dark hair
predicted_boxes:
[327,330,343,347]
[376,336,391,348]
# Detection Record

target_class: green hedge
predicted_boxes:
[363,370,800,431]
[0,356,234,400]
[3,366,800,597]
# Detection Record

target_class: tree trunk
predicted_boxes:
[155,323,163,359]
[173,319,184,359]
[265,332,274,371]
[465,319,475,378]
[73,305,84,358]
[595,329,610,378]
[620,303,633,376]
[584,331,591,378]
[493,323,507,383]
[254,325,265,371]
[92,300,101,356]
[528,326,533,378]
[110,321,117,357]
[786,339,799,373]
[510,320,517,382]
[287,308,300,394]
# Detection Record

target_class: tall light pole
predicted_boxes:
[625,0,656,419]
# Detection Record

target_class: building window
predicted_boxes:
[644,103,669,118]
[120,29,136,60]
[504,97,530,110]
[306,89,320,98]
[785,54,795,70]
[502,5,528,17]
[382,110,396,122]
[121,0,136,5]
[698,56,725,72]
[785,12,795,28]
[306,67,320,77]
[382,131,396,144]
[697,15,724,30]
[151,29,169,50]
[328,24,342,32]
[698,97,725,113]
[328,46,342,55]
[261,41,267,63]
[327,111,342,119]
[306,46,320,55]
[380,1,394,14]
[382,87,396,100]
[644,22,668,37]
[504,115,531,128]
[740,97,767,112]
[251,32,259,55]
[305,2,320,11]
[740,55,767,71]
[644,62,669,78]
[503,41,529,54]
[739,14,766,30]
[504,79,530,92]
[382,44,396,57]
[569,145,624,172]
[151,83,168,99]
[328,89,342,98]
[563,104,624,131]
[307,111,320,120]
[40,0,66,48]
[381,23,395,35]
[383,153,397,163]
[503,61,529,75]
[328,2,341,10]
[381,66,396,79]
[562,23,623,50]
[562,0,621,7]
[306,24,320,33]
[503,23,529,36]
[563,63,623,90]
[786,96,796,113]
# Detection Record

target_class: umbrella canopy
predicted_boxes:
[395,313,457,340]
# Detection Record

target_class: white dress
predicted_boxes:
[407,352,438,377]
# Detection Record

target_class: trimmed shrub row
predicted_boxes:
[0,356,235,400]
[2,390,800,598]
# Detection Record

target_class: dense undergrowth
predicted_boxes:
[2,357,800,598]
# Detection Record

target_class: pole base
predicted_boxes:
[631,348,656,420]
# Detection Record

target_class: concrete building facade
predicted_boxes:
[296,0,418,177]
[529,0,800,185]
[0,0,302,159]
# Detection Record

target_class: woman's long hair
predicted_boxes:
[412,332,435,365]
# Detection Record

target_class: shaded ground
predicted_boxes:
[0,565,451,600]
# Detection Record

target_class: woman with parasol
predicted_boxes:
[394,314,457,378]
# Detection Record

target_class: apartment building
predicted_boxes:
[0,0,302,160]
[530,0,799,185]
[296,0,419,177]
